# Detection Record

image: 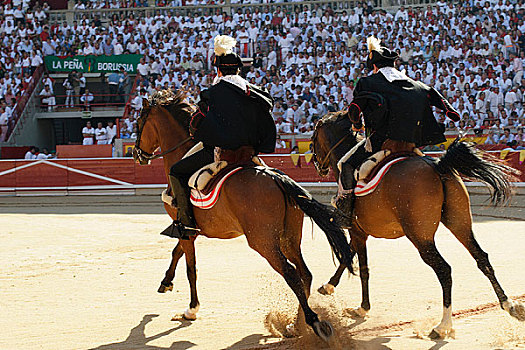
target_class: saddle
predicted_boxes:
[354,139,424,183]
[188,146,266,209]
[161,145,266,209]
[189,146,265,195]
[351,140,424,197]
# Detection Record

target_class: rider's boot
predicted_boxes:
[160,175,200,240]
[331,162,355,214]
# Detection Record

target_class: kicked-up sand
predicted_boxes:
[1,211,524,349]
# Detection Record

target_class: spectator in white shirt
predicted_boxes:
[94,122,108,144]
[475,91,489,119]
[130,91,144,117]
[0,108,9,141]
[36,148,54,159]
[484,130,499,145]
[39,85,55,112]
[136,58,149,77]
[24,146,37,159]
[511,52,524,86]
[80,89,94,110]
[82,121,95,145]
[505,86,519,110]
[106,120,117,144]
[487,86,504,114]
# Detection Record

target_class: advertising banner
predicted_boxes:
[44,54,142,74]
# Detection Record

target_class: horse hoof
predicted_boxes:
[183,305,200,321]
[158,282,173,293]
[317,283,335,296]
[428,329,442,340]
[429,327,454,339]
[312,320,333,343]
[503,300,525,321]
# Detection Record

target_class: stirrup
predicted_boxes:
[160,221,200,240]
[331,192,354,214]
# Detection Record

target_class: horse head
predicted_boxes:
[311,111,357,178]
[133,89,195,165]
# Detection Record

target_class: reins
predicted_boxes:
[135,136,193,161]
[134,102,192,162]
[317,133,351,170]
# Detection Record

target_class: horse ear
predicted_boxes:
[142,98,149,108]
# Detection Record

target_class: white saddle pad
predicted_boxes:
[354,156,408,197]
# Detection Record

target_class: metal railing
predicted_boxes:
[122,75,140,120]
[2,66,44,143]
[39,92,133,111]
[49,0,440,23]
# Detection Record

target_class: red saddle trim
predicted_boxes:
[190,167,243,209]
[364,151,417,183]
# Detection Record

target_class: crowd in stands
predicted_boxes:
[3,0,525,150]
[0,1,48,141]
[72,0,322,10]
[118,0,525,149]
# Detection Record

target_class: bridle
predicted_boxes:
[312,132,351,176]
[133,103,192,164]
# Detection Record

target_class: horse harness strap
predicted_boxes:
[318,133,351,170]
[144,137,193,160]
[134,103,193,161]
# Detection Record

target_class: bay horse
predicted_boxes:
[311,111,524,338]
[132,90,355,342]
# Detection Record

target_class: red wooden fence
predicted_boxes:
[0,152,523,196]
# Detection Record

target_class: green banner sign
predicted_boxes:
[44,54,143,74]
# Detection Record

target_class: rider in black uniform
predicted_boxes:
[335,36,460,209]
[166,35,275,239]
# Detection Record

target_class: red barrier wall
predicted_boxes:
[0,147,31,159]
[0,152,523,195]
[56,145,112,158]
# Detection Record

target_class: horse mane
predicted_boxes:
[315,110,349,130]
[143,89,195,130]
[313,110,362,143]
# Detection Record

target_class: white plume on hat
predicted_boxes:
[367,36,382,53]
[214,35,237,56]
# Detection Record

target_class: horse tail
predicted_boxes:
[267,169,356,272]
[435,139,519,206]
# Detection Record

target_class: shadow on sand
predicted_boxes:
[90,314,195,350]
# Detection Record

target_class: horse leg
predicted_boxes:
[280,213,314,335]
[177,237,200,321]
[159,242,184,293]
[455,230,525,321]
[280,208,312,298]
[347,233,370,318]
[441,178,525,321]
[318,264,346,296]
[318,228,353,295]
[407,237,453,339]
[249,237,333,342]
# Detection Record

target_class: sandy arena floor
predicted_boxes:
[1,211,525,350]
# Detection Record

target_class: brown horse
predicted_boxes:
[311,111,524,338]
[132,90,355,342]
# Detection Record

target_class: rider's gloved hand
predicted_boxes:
[445,110,460,122]
[352,122,363,132]
[347,102,363,124]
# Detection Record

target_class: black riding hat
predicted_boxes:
[366,36,399,70]
[212,35,243,69]
[212,52,243,69]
